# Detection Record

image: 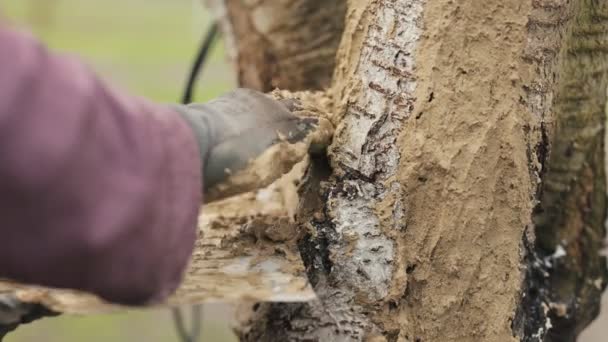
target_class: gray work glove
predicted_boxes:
[0,293,57,340]
[175,88,320,199]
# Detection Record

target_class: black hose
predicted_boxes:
[181,22,219,104]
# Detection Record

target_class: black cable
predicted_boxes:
[171,20,219,342]
[181,22,219,104]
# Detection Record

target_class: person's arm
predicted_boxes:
[0,26,201,305]
[0,25,318,306]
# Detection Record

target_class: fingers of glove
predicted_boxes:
[183,88,326,191]
[285,116,318,144]
[203,134,262,190]
[203,116,319,190]
[207,88,292,122]
[190,89,298,142]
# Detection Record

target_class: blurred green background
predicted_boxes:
[1,0,236,341]
[2,0,234,102]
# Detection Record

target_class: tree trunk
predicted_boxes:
[207,0,608,341]
[204,0,346,91]
[3,1,606,341]
[521,2,608,340]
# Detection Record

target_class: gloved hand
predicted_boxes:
[0,293,56,339]
[175,88,322,200]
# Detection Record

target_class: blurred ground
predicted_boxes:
[1,0,236,341]
[1,1,607,341]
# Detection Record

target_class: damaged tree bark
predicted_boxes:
[207,0,608,341]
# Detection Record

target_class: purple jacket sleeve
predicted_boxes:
[0,26,202,305]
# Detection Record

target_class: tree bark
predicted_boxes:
[518,2,608,341]
[3,1,607,341]
[208,0,608,341]
[204,0,346,91]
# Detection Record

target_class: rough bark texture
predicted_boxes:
[231,0,608,341]
[204,0,346,92]
[6,1,607,341]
